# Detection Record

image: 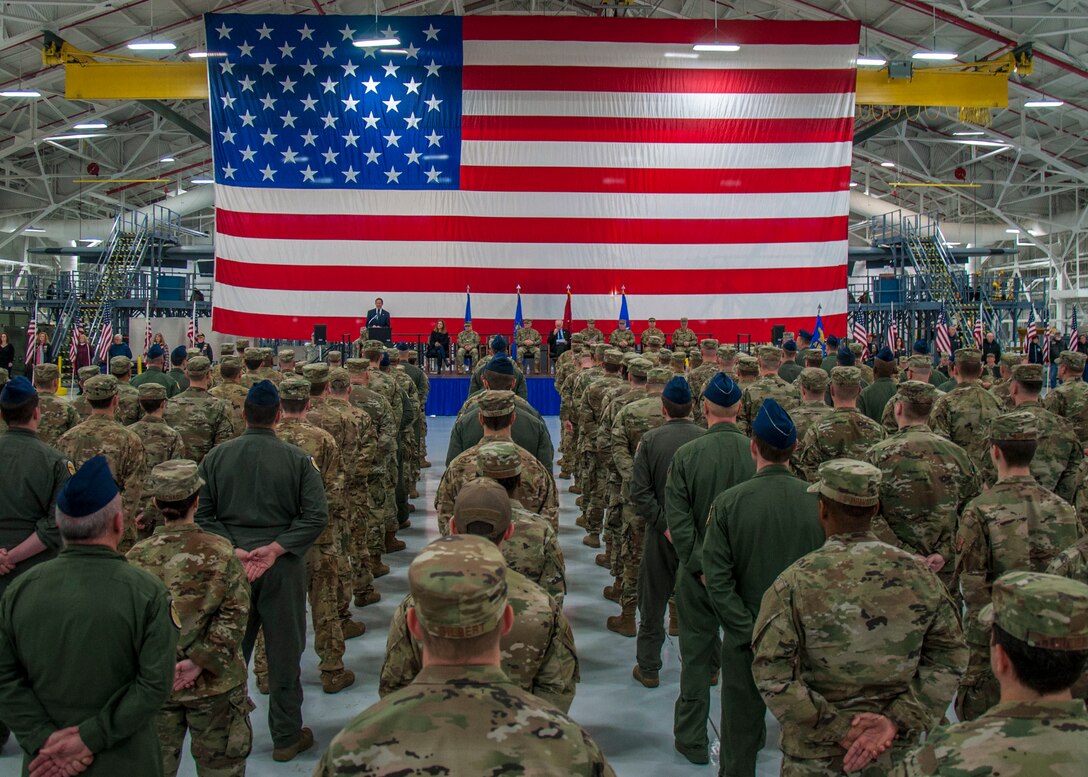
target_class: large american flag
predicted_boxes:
[206,14,858,341]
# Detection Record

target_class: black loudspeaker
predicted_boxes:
[771,325,786,345]
[313,325,327,345]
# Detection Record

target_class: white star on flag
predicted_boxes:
[383,130,401,147]
[362,112,380,129]
[279,76,296,92]
[237,41,254,57]
[260,59,276,75]
[385,167,402,183]
[364,147,381,164]
[239,75,255,91]
[321,76,339,93]
[362,77,379,94]
[281,148,299,164]
[342,95,360,111]
[319,42,337,58]
[239,110,256,127]
[300,130,318,146]
[300,95,318,111]
[240,146,257,162]
[425,130,442,147]
[339,25,356,41]
[300,165,317,181]
[260,164,277,180]
[322,148,340,165]
[425,95,442,112]
[404,113,421,130]
[342,62,359,78]
[424,166,441,183]
[383,95,401,113]
[220,60,234,74]
[403,77,421,95]
[216,23,232,39]
[221,164,236,179]
[300,59,317,76]
[424,60,441,77]
[423,24,439,40]
[220,128,236,143]
[404,43,420,60]
[280,111,297,127]
[259,93,277,110]
[298,24,314,40]
[342,130,360,146]
[382,61,400,78]
[260,128,278,145]
[277,42,295,58]
[321,112,339,128]
[380,25,397,39]
[220,94,236,109]
[405,148,421,164]
[256,23,273,40]
[343,166,360,183]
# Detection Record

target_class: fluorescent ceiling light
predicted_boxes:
[880,161,896,167]
[856,57,887,67]
[353,37,400,48]
[188,51,226,58]
[72,122,107,129]
[1005,228,1020,234]
[23,227,45,233]
[953,130,984,136]
[0,90,41,97]
[1028,229,1043,236]
[692,43,741,52]
[664,52,700,59]
[954,139,1010,148]
[913,51,958,60]
[379,48,408,55]
[78,238,102,246]
[159,156,176,163]
[46,133,106,141]
[849,181,859,187]
[128,41,177,51]
[946,242,962,246]
[1024,99,1064,107]
[190,178,215,184]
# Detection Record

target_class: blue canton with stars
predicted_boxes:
[205,14,462,190]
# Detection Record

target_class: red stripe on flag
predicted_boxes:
[462,65,857,94]
[211,307,850,345]
[215,210,849,245]
[463,17,862,46]
[213,258,847,295]
[462,116,855,145]
[459,165,852,194]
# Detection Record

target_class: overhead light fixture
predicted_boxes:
[693,43,740,52]
[664,52,700,59]
[23,227,45,233]
[353,37,400,48]
[953,139,1011,148]
[0,90,41,97]
[128,41,177,51]
[1028,229,1043,236]
[190,178,215,184]
[953,130,984,136]
[73,121,107,129]
[1005,228,1020,234]
[1024,99,1064,107]
[849,181,859,187]
[912,51,958,60]
[159,156,176,163]
[188,51,227,58]
[379,48,408,55]
[46,133,106,141]
[78,238,103,247]
[856,57,887,67]
[880,161,896,167]
[946,242,963,246]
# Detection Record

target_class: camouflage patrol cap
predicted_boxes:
[258,347,274,360]
[799,367,829,392]
[279,377,311,401]
[680,317,689,324]
[898,380,937,404]
[33,363,59,382]
[830,366,861,386]
[643,334,663,347]
[954,348,982,365]
[109,356,132,376]
[220,342,235,355]
[805,347,824,363]
[660,348,672,357]
[1011,363,1044,383]
[1000,352,1022,367]
[592,344,608,360]
[648,367,672,385]
[78,366,101,382]
[981,571,1088,650]
[186,348,202,360]
[326,350,343,364]
[906,355,932,370]
[345,358,368,374]
[294,363,305,375]
[329,368,352,390]
[82,374,118,401]
[302,363,330,384]
[220,355,242,369]
[848,342,864,357]
[185,356,211,376]
[621,352,640,367]
[806,459,882,507]
[586,319,595,325]
[475,440,523,479]
[149,459,204,502]
[717,345,737,362]
[757,345,782,363]
[988,410,1039,441]
[628,358,653,378]
[647,317,656,323]
[1058,350,1087,371]
[570,332,585,344]
[362,339,386,357]
[137,383,167,400]
[278,349,296,362]
[700,339,719,351]
[235,339,250,349]
[477,389,515,417]
[689,351,703,367]
[244,347,263,361]
[409,534,509,639]
[671,351,687,365]
[736,355,759,376]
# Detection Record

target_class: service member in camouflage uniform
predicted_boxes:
[71,365,103,419]
[851,342,875,384]
[893,572,1088,776]
[129,383,185,534]
[578,349,626,547]
[208,356,247,437]
[1043,349,1088,446]
[475,442,566,602]
[398,345,429,476]
[686,339,720,426]
[739,345,800,435]
[164,357,235,463]
[384,348,421,512]
[989,352,1022,411]
[125,460,253,777]
[362,342,407,536]
[109,356,142,425]
[881,356,941,433]
[735,354,760,389]
[455,321,480,371]
[752,460,967,776]
[57,374,146,550]
[953,412,1083,721]
[566,343,604,493]
[790,368,834,446]
[317,534,613,777]
[931,348,1004,465]
[641,317,665,346]
[609,319,636,352]
[867,381,979,589]
[515,318,543,373]
[672,317,698,350]
[581,318,604,344]
[436,390,558,535]
[239,348,264,389]
[31,362,79,446]
[797,367,886,481]
[555,333,585,477]
[209,342,235,388]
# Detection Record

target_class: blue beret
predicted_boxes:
[57,455,119,518]
[782,340,798,353]
[171,345,189,362]
[485,356,515,376]
[491,335,508,352]
[826,336,840,348]
[380,352,390,367]
[913,339,929,355]
[875,346,895,362]
[662,375,692,404]
[836,346,856,366]
[798,329,813,340]
[0,376,36,405]
[395,342,410,351]
[752,398,797,449]
[246,379,280,407]
[147,344,165,359]
[702,371,742,408]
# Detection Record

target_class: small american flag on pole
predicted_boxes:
[69,311,84,364]
[186,301,197,347]
[851,311,868,361]
[95,306,113,363]
[1026,306,1037,348]
[23,304,37,365]
[1069,307,1079,348]
[935,306,951,357]
[886,305,898,351]
[973,303,984,348]
[143,299,153,356]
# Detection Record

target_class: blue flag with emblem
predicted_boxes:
[464,287,471,324]
[812,312,826,354]
[512,287,523,361]
[618,288,630,327]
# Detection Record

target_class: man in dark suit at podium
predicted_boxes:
[366,298,391,329]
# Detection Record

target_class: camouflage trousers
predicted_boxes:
[345,479,373,596]
[604,496,624,576]
[619,504,645,608]
[558,415,574,474]
[519,346,540,373]
[455,347,476,369]
[955,649,1000,722]
[418,414,428,461]
[779,743,913,776]
[159,685,254,777]
[578,449,604,533]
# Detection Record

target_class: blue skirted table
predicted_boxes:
[425,376,560,416]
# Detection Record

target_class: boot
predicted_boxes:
[407,503,417,513]
[582,533,600,548]
[603,584,620,603]
[354,588,381,607]
[399,518,412,530]
[272,727,314,762]
[633,665,660,689]
[370,557,390,578]
[421,459,432,468]
[321,669,356,694]
[575,514,588,529]
[606,603,637,637]
[575,495,584,508]
[595,553,609,569]
[409,486,419,499]
[668,601,679,637]
[255,673,269,695]
[385,530,406,553]
[569,484,581,494]
[341,619,366,639]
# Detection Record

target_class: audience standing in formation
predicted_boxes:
[1,323,1088,777]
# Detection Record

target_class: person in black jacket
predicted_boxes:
[0,333,14,373]
[982,331,1002,364]
[427,320,450,374]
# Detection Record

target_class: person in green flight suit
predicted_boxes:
[195,380,329,762]
[665,371,756,764]
[0,455,178,775]
[858,347,900,422]
[131,343,181,398]
[702,399,826,777]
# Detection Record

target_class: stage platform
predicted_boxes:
[425,375,559,416]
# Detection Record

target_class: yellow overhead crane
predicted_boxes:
[44,32,1032,112]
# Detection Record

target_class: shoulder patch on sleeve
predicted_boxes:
[309,456,320,472]
[66,460,76,476]
[169,599,182,630]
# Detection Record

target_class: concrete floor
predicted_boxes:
[0,416,784,777]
